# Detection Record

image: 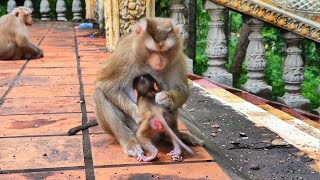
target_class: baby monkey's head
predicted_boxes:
[133,74,159,100]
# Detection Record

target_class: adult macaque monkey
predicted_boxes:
[93,17,204,157]
[0,7,43,60]
[133,74,193,162]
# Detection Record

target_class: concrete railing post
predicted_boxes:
[56,0,67,21]
[7,0,17,13]
[241,18,272,99]
[40,0,51,21]
[203,0,232,86]
[72,0,83,21]
[170,0,193,73]
[23,0,33,12]
[278,32,310,110]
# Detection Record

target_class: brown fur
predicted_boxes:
[134,74,193,162]
[0,7,43,60]
[93,17,203,158]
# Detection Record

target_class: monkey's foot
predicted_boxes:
[171,155,183,162]
[167,149,181,156]
[123,139,144,157]
[137,154,157,162]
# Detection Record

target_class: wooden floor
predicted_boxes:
[0,22,229,179]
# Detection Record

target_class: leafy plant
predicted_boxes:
[262,26,286,99]
[155,0,170,17]
[0,1,6,16]
[194,3,319,110]
[194,0,210,75]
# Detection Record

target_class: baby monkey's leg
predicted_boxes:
[167,138,181,156]
[137,137,158,162]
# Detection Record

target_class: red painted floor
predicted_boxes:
[0,22,230,179]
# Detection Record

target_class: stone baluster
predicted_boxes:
[203,0,232,86]
[278,32,310,110]
[170,0,193,73]
[23,0,34,12]
[241,18,272,99]
[7,0,17,13]
[72,0,83,21]
[56,0,67,21]
[170,0,188,43]
[40,0,50,21]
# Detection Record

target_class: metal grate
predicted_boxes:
[269,0,320,14]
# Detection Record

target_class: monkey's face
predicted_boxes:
[14,7,33,26]
[23,12,33,26]
[134,18,182,73]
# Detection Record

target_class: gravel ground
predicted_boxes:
[180,86,319,180]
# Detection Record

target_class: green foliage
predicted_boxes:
[0,6,5,16]
[0,1,6,16]
[155,0,170,17]
[229,11,242,33]
[303,68,320,110]
[194,4,319,110]
[301,40,320,110]
[194,0,209,75]
[262,26,286,99]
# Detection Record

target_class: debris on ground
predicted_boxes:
[212,124,220,128]
[249,164,260,170]
[75,23,93,29]
[271,139,289,146]
[210,132,218,137]
[229,141,292,150]
[238,132,247,137]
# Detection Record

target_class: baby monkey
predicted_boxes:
[133,74,193,162]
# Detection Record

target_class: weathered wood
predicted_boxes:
[230,15,250,85]
[146,0,155,17]
[85,0,95,19]
[104,0,155,51]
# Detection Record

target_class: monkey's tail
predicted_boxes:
[153,107,194,155]
[67,120,98,135]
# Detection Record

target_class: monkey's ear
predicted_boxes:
[15,12,20,17]
[133,18,147,35]
[153,83,159,91]
[171,20,182,34]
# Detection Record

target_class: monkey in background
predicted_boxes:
[0,7,43,60]
[93,17,204,158]
[133,74,193,162]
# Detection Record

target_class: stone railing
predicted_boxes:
[202,0,320,113]
[6,0,84,21]
[5,0,319,114]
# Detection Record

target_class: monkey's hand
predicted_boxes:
[34,48,44,58]
[38,48,44,58]
[155,91,174,110]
